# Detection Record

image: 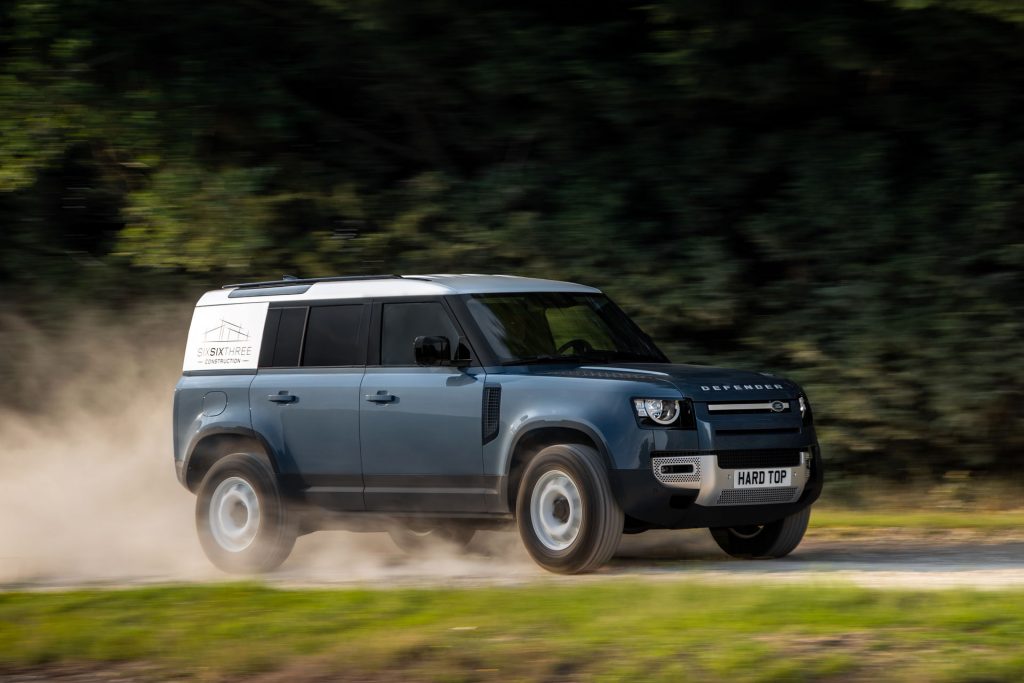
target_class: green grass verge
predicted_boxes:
[810,508,1024,531]
[2,583,1024,681]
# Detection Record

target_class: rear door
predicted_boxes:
[359,299,487,512]
[249,301,369,510]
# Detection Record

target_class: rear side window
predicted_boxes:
[258,307,307,368]
[381,302,460,366]
[302,305,364,366]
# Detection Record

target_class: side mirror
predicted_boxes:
[414,336,451,366]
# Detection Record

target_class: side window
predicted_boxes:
[381,302,460,366]
[258,307,307,368]
[302,305,365,367]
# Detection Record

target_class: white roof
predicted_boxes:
[196,274,601,306]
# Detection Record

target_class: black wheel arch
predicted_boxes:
[503,421,615,513]
[183,427,280,492]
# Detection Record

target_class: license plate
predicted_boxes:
[734,468,791,489]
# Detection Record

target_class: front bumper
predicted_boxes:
[610,445,823,529]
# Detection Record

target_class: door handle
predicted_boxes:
[364,392,396,403]
[267,392,297,404]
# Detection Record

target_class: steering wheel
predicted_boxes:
[556,338,594,356]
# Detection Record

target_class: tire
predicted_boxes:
[195,453,297,573]
[516,444,623,574]
[709,506,811,559]
[388,524,476,553]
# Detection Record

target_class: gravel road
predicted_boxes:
[609,528,1024,590]
[5,527,1021,591]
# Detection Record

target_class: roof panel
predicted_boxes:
[196,274,601,306]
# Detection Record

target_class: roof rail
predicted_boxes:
[222,275,402,290]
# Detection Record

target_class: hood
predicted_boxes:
[560,363,802,401]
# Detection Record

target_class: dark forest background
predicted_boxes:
[1,0,1022,479]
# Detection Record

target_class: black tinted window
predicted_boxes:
[465,293,666,364]
[258,308,282,367]
[302,305,365,366]
[271,307,307,367]
[381,302,460,365]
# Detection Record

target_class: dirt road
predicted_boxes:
[610,528,1024,590]
[4,527,1022,592]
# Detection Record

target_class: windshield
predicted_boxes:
[464,292,667,365]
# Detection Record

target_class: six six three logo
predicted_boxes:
[196,319,254,363]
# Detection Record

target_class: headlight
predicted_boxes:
[633,398,680,426]
[798,395,813,425]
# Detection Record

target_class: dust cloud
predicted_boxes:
[0,307,214,586]
[0,307,540,588]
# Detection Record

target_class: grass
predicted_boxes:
[2,582,1024,681]
[810,507,1024,531]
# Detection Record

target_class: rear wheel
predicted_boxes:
[196,453,297,573]
[709,506,811,559]
[516,444,622,574]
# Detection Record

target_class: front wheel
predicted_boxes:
[195,453,297,573]
[709,506,811,559]
[516,444,623,574]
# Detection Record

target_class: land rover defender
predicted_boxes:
[173,274,822,574]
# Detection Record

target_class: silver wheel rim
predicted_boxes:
[730,525,764,540]
[209,476,261,552]
[531,468,583,551]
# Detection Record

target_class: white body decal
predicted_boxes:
[183,302,269,372]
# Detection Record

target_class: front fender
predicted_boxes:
[485,374,697,475]
[504,417,615,472]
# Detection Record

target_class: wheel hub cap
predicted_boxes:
[531,469,583,551]
[209,476,261,552]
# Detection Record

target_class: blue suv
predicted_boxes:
[174,274,822,574]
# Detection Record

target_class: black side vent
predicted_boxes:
[482,386,502,443]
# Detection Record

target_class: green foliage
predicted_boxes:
[1,0,1022,475]
[119,165,275,270]
[3,583,1024,681]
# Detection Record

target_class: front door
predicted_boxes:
[359,300,486,512]
[249,303,368,510]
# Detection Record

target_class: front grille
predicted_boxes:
[717,487,799,505]
[481,386,501,443]
[717,450,802,469]
[715,427,800,436]
[707,401,791,415]
[652,455,702,484]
